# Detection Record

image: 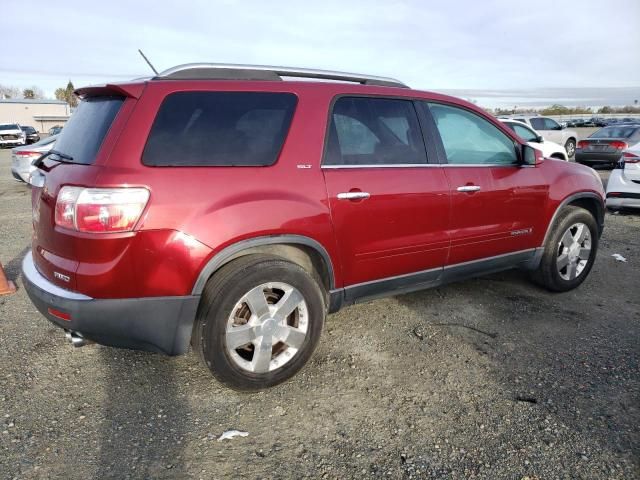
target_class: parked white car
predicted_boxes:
[504,115,578,158]
[11,135,58,183]
[606,145,640,210]
[0,123,26,148]
[500,119,568,160]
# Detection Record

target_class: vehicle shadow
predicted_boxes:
[97,348,189,478]
[3,245,30,282]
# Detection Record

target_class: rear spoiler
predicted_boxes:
[75,82,146,100]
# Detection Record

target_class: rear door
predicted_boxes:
[423,102,548,266]
[322,96,450,295]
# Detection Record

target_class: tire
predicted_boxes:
[564,138,576,158]
[530,206,598,292]
[192,254,326,391]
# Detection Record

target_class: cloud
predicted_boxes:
[1,0,638,106]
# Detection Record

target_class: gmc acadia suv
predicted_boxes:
[22,63,605,391]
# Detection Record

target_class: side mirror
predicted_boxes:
[536,135,544,143]
[522,144,543,165]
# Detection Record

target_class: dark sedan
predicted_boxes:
[576,125,640,166]
[20,126,40,144]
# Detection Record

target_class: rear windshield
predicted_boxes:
[52,96,124,164]
[590,127,638,139]
[0,124,19,131]
[142,92,297,167]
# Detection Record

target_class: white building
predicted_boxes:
[0,99,70,134]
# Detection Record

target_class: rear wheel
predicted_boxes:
[564,138,576,158]
[192,254,326,391]
[530,206,598,292]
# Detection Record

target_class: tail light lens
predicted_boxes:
[55,187,150,233]
[622,151,640,163]
[610,141,628,150]
[577,140,590,149]
[15,151,42,161]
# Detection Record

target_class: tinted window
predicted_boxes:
[590,127,638,139]
[506,122,538,142]
[0,124,19,131]
[428,103,518,165]
[53,97,124,164]
[324,97,427,166]
[143,92,297,167]
[529,118,545,130]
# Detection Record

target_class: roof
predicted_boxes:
[33,115,70,121]
[0,98,67,105]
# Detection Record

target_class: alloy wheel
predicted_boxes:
[556,222,591,281]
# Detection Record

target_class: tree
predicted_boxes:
[22,86,44,99]
[0,84,21,99]
[54,80,78,107]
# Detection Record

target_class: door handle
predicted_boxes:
[337,191,371,200]
[456,185,481,192]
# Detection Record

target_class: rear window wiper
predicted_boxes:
[33,149,75,168]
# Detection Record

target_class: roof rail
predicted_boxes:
[155,63,408,88]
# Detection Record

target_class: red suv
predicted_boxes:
[22,64,605,390]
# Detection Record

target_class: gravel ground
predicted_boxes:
[0,148,638,479]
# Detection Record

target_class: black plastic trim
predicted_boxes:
[22,268,199,355]
[542,192,606,245]
[192,234,336,294]
[606,192,640,199]
[336,249,540,307]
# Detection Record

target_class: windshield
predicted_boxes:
[590,127,638,139]
[0,124,20,131]
[52,96,124,164]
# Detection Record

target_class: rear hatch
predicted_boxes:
[31,86,139,292]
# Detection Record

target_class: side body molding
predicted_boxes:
[191,235,336,295]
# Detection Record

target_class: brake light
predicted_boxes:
[623,151,640,163]
[610,141,628,150]
[577,140,590,149]
[55,187,150,233]
[15,151,41,159]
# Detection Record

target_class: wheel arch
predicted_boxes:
[191,235,336,296]
[542,192,605,247]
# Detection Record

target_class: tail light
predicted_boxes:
[577,140,590,149]
[15,151,42,161]
[55,187,150,233]
[622,151,640,163]
[610,141,628,150]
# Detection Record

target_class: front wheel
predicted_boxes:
[192,254,326,391]
[564,138,576,158]
[530,206,598,292]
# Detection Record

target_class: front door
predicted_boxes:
[424,102,548,266]
[530,117,563,144]
[322,96,450,294]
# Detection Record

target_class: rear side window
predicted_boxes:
[53,97,124,165]
[143,92,297,166]
[324,97,427,166]
[590,127,638,139]
[427,103,518,165]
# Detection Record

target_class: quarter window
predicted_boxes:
[143,92,297,167]
[324,97,427,166]
[427,103,518,165]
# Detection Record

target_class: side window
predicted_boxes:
[324,97,427,166]
[143,92,297,167]
[543,118,560,130]
[427,103,518,165]
[509,123,538,142]
[530,118,546,130]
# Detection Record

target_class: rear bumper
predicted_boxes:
[575,151,621,164]
[22,251,200,355]
[606,193,640,209]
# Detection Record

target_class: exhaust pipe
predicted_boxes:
[64,331,93,348]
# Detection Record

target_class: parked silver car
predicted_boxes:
[11,135,58,183]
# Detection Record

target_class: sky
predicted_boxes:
[1,0,639,108]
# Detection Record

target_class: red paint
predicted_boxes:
[30,79,605,299]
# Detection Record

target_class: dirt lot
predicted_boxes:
[0,148,638,479]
